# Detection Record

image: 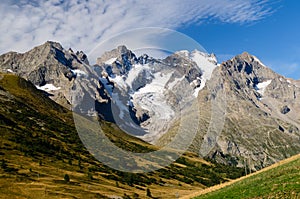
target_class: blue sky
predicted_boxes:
[0,0,299,79]
[179,1,300,79]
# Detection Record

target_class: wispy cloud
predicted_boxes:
[0,0,276,59]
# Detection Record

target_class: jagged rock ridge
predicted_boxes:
[94,46,215,142]
[1,42,300,171]
[170,52,300,170]
[0,41,103,113]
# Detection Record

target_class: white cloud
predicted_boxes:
[0,0,275,61]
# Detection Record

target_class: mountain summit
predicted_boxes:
[178,52,300,170]
[0,41,102,112]
[1,42,300,170]
[94,46,216,142]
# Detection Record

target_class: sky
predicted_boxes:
[0,0,299,79]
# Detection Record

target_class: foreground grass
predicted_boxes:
[193,154,300,199]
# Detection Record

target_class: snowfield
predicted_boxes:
[36,84,61,92]
[98,49,219,142]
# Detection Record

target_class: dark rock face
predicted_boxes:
[0,41,74,86]
[280,105,290,114]
[96,45,158,77]
[221,52,277,93]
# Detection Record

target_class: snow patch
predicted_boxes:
[253,56,267,67]
[125,64,151,88]
[193,87,202,97]
[135,72,172,95]
[108,63,152,90]
[132,72,174,122]
[109,75,127,90]
[6,69,13,73]
[167,76,185,89]
[105,57,117,65]
[190,50,217,95]
[71,69,87,77]
[36,84,61,92]
[255,80,272,95]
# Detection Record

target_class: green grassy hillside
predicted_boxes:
[193,154,300,199]
[0,73,245,198]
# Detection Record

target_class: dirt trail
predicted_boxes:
[180,153,300,199]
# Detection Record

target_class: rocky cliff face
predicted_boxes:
[1,42,300,170]
[0,41,103,113]
[94,46,211,142]
[173,52,300,170]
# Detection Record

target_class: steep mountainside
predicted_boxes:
[0,41,102,113]
[94,46,216,142]
[1,41,300,172]
[0,43,216,143]
[168,52,300,170]
[0,73,244,198]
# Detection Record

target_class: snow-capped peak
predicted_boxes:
[105,57,117,65]
[96,46,219,142]
[175,50,190,57]
[174,49,218,96]
[253,55,267,67]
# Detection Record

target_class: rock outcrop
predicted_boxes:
[180,52,300,170]
[0,41,102,113]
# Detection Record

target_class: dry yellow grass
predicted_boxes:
[0,73,246,199]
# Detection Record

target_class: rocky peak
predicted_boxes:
[220,52,278,94]
[137,54,156,65]
[96,45,138,76]
[75,50,89,65]
[44,40,64,50]
[96,46,159,78]
[117,45,130,54]
[0,41,100,110]
[96,45,135,64]
[163,53,202,82]
[181,52,300,170]
[239,51,254,62]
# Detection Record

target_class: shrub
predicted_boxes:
[1,159,7,169]
[64,174,70,183]
[87,172,93,180]
[146,188,152,197]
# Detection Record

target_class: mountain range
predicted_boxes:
[1,41,300,172]
[0,63,244,198]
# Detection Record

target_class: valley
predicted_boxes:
[0,41,300,198]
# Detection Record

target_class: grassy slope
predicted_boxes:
[185,153,300,199]
[0,74,245,199]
